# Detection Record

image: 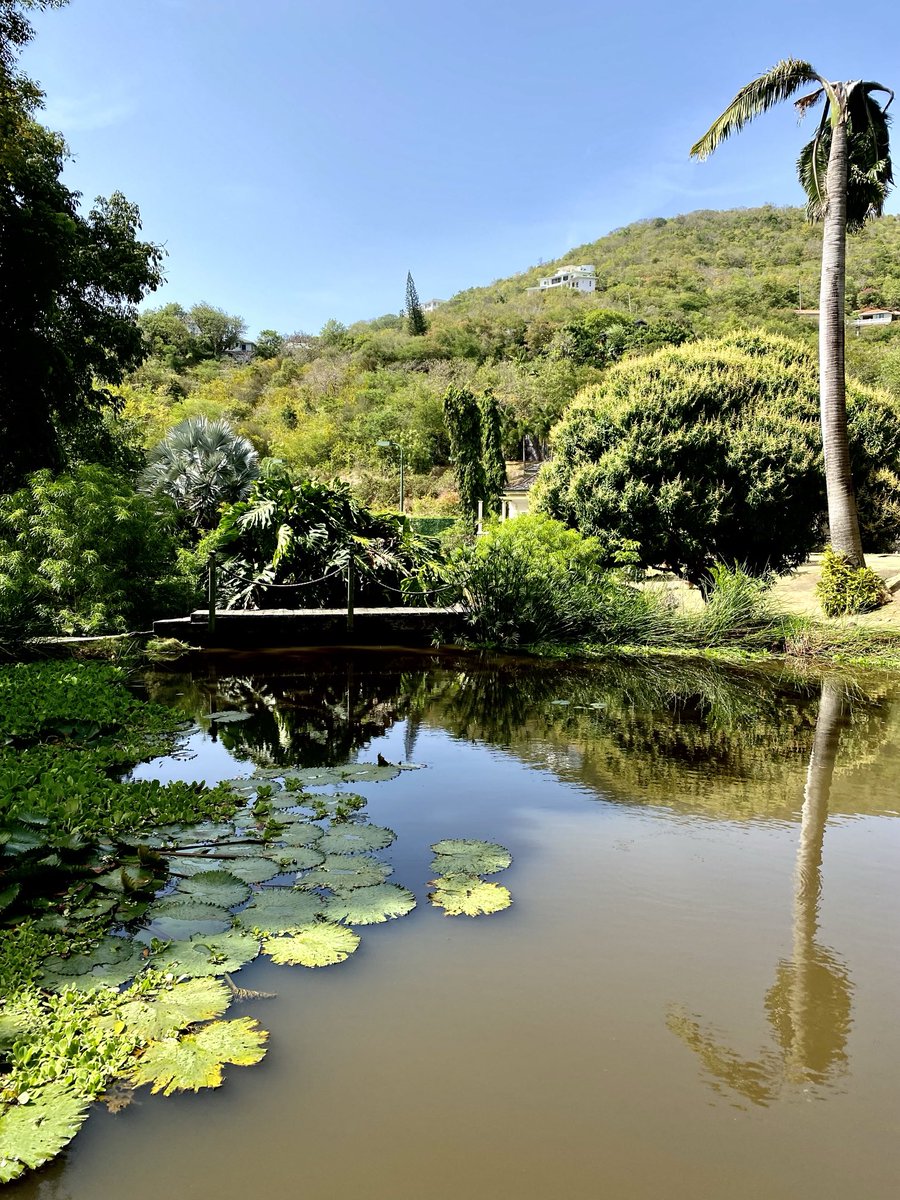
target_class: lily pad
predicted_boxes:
[0,1082,92,1183]
[318,824,396,855]
[178,870,251,909]
[275,818,324,847]
[298,853,393,891]
[207,710,252,723]
[221,856,284,885]
[236,888,324,934]
[114,977,232,1041]
[151,930,260,977]
[274,846,325,872]
[148,898,231,923]
[323,883,416,925]
[267,790,309,810]
[428,876,512,917]
[429,839,512,876]
[166,854,229,877]
[146,915,233,942]
[129,1016,267,1095]
[263,923,360,967]
[41,941,149,991]
[42,936,135,976]
[141,821,237,848]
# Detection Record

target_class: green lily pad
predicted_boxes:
[298,853,393,891]
[42,936,135,976]
[428,876,512,917]
[235,888,324,934]
[429,839,512,876]
[166,854,229,877]
[301,792,367,818]
[140,821,236,848]
[114,977,232,1041]
[275,818,324,847]
[263,923,361,967]
[129,1016,267,1095]
[323,883,416,925]
[0,1082,92,1183]
[148,898,231,923]
[267,790,309,810]
[177,870,251,909]
[207,710,252,723]
[318,824,396,855]
[275,846,325,872]
[223,856,284,885]
[151,930,260,977]
[147,916,233,942]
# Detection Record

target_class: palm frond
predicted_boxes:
[691,59,821,159]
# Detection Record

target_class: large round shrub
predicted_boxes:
[534,332,900,584]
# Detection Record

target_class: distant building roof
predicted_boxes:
[503,463,543,494]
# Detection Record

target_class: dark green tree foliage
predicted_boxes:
[479,390,506,516]
[0,1,164,491]
[187,303,246,358]
[405,271,427,337]
[141,416,260,530]
[443,387,485,527]
[207,466,432,609]
[0,466,193,636]
[534,332,900,586]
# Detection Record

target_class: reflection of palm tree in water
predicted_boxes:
[667,677,853,1105]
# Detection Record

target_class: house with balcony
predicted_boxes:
[852,307,900,329]
[526,264,596,295]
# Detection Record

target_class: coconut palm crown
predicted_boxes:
[691,60,894,567]
[141,415,260,529]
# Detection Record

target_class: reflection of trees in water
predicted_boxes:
[668,677,853,1105]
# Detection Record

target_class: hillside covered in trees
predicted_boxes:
[118,205,900,512]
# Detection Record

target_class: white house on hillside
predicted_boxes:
[527,264,596,294]
[422,298,445,313]
[852,307,900,328]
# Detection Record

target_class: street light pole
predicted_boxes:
[376,439,404,513]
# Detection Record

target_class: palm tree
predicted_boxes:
[691,61,894,567]
[141,416,260,530]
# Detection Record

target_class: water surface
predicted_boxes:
[14,652,900,1200]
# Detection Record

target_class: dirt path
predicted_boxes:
[769,552,900,626]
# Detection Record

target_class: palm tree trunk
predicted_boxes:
[819,101,866,567]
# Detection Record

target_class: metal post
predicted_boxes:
[207,551,218,634]
[346,558,355,633]
[399,446,405,514]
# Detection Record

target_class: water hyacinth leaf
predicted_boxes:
[151,930,260,977]
[428,876,512,918]
[323,883,416,926]
[178,870,251,909]
[318,824,396,855]
[0,1082,92,1183]
[275,846,325,872]
[129,1017,268,1096]
[429,839,512,876]
[0,1011,28,1051]
[114,977,232,1041]
[298,853,393,891]
[263,923,361,967]
[236,888,324,934]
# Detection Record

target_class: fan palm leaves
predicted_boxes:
[691,61,894,567]
[141,417,260,529]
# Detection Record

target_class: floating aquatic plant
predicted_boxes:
[129,1016,267,1095]
[0,1081,92,1184]
[318,824,396,855]
[113,977,232,1041]
[150,930,260,977]
[236,887,324,934]
[323,883,416,925]
[298,853,394,891]
[178,870,252,909]
[263,923,361,967]
[429,839,512,877]
[428,876,512,918]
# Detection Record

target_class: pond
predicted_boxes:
[11,650,900,1200]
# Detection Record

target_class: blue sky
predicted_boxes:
[22,0,900,337]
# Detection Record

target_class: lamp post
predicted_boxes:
[376,439,404,513]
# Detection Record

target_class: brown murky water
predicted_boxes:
[12,653,900,1200]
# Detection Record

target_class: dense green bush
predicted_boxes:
[0,466,196,637]
[815,547,889,617]
[439,514,668,647]
[535,332,900,586]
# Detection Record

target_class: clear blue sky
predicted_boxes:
[22,0,900,337]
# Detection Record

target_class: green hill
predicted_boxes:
[120,206,900,512]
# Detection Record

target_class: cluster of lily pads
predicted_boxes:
[427,839,513,916]
[0,752,512,1184]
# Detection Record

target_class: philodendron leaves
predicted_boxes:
[263,923,360,967]
[323,883,416,926]
[0,1082,92,1183]
[430,839,512,877]
[129,1017,267,1096]
[428,876,512,917]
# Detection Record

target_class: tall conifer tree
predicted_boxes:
[405,272,427,337]
[480,390,506,516]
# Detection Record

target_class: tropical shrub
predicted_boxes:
[205,465,436,608]
[815,547,888,617]
[141,415,260,530]
[534,332,900,586]
[438,513,668,647]
[0,466,195,637]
